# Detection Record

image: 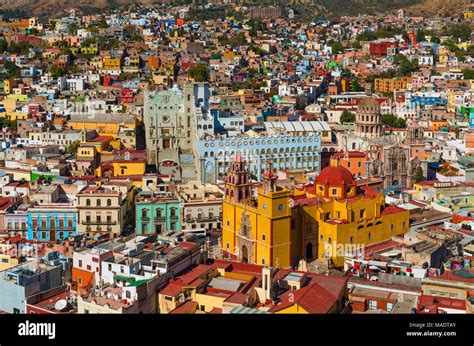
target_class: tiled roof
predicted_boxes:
[268,282,337,313]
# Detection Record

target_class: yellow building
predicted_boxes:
[80,45,98,55]
[447,91,464,113]
[3,79,18,94]
[96,159,145,178]
[222,157,410,269]
[103,57,121,71]
[465,12,474,19]
[300,162,409,267]
[0,253,20,271]
[374,77,412,93]
[222,156,292,268]
[67,114,136,138]
[5,112,28,121]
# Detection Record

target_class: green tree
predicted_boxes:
[229,32,247,48]
[416,29,426,42]
[0,39,8,54]
[98,18,109,29]
[65,141,80,154]
[331,42,344,54]
[350,78,363,92]
[414,166,424,183]
[394,54,417,77]
[340,110,355,124]
[81,37,97,47]
[0,61,20,79]
[394,118,406,128]
[68,23,79,36]
[8,41,31,55]
[217,35,229,45]
[189,64,209,82]
[462,69,474,80]
[444,24,471,41]
[50,65,67,78]
[0,118,17,130]
[381,114,406,128]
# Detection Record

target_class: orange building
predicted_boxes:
[147,56,161,70]
[374,77,412,93]
[431,120,448,131]
[330,151,367,178]
[72,268,95,293]
[465,131,474,149]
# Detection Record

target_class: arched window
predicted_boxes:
[97,199,101,207]
[107,199,112,207]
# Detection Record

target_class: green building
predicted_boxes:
[135,191,181,235]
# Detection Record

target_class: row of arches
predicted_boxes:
[202,146,320,158]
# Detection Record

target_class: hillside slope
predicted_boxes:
[0,0,470,19]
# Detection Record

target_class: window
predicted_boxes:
[391,224,394,232]
[262,259,265,264]
[368,300,377,310]
[86,199,91,206]
[262,234,266,241]
[78,260,82,268]
[360,209,366,219]
[402,222,406,229]
[349,236,353,244]
[226,242,230,249]
[108,264,112,271]
[97,199,101,207]
[368,232,372,240]
[78,277,82,285]
[386,302,393,312]
[331,188,337,196]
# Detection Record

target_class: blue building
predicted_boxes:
[27,205,78,241]
[0,255,64,313]
[197,132,321,183]
[211,109,245,136]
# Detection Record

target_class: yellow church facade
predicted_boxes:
[222,157,410,269]
[222,157,292,268]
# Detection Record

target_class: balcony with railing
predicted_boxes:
[154,216,166,223]
[82,220,117,225]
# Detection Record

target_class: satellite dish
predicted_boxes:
[54,299,68,311]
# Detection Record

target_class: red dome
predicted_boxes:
[315,165,355,187]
